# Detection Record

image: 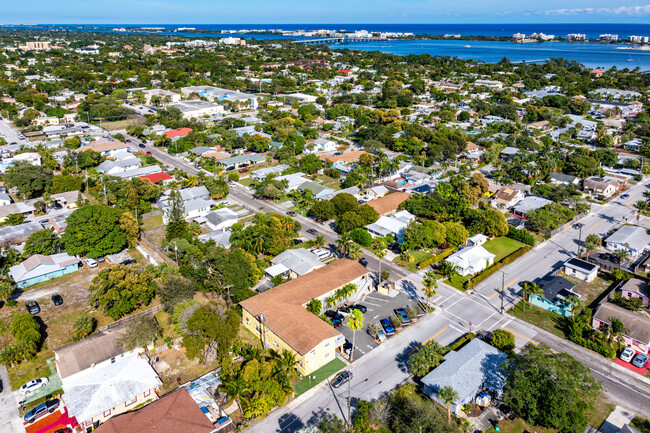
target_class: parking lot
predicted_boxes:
[336,291,422,360]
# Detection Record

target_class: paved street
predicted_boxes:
[0,119,28,146]
[0,366,24,433]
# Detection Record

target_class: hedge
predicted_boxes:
[351,228,372,247]
[444,332,476,354]
[469,245,531,287]
[507,226,536,246]
[569,335,616,359]
[417,248,454,270]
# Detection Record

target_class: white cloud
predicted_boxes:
[542,4,650,15]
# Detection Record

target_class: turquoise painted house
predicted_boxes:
[9,253,80,288]
[529,276,579,318]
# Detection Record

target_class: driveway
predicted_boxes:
[0,366,24,433]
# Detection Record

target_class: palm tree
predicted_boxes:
[520,282,542,312]
[373,240,387,286]
[608,317,628,345]
[315,234,326,248]
[422,271,439,312]
[565,294,583,320]
[220,375,248,410]
[582,234,602,259]
[635,200,648,225]
[438,386,459,423]
[349,244,363,261]
[614,248,630,269]
[437,261,458,279]
[336,232,352,257]
[347,309,364,362]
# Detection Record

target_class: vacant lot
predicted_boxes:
[393,250,434,273]
[483,237,525,262]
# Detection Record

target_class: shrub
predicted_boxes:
[73,315,97,340]
[351,228,373,247]
[417,248,454,269]
[490,329,515,352]
[5,299,17,307]
[507,226,536,246]
[445,333,476,354]
[390,313,403,329]
[405,305,418,320]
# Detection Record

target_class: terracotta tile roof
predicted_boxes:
[366,192,410,215]
[466,141,479,151]
[93,388,215,433]
[494,187,521,203]
[319,151,367,164]
[240,259,369,355]
[163,128,193,138]
[139,172,173,183]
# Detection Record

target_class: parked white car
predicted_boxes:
[620,347,635,363]
[85,258,98,268]
[20,377,49,395]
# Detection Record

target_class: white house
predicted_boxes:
[0,193,11,206]
[466,233,488,247]
[307,137,337,153]
[605,225,650,257]
[365,210,415,242]
[97,157,141,175]
[204,207,239,231]
[445,246,495,277]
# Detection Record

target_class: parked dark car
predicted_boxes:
[380,318,395,335]
[24,399,60,423]
[324,310,344,322]
[343,340,352,355]
[340,304,367,314]
[330,318,343,328]
[138,143,146,148]
[287,211,297,216]
[52,294,63,306]
[332,371,352,388]
[25,301,40,315]
[394,308,411,325]
[621,194,630,199]
[306,228,318,235]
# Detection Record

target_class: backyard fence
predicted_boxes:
[98,304,164,332]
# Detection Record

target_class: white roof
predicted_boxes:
[606,225,650,252]
[62,354,161,423]
[446,246,495,270]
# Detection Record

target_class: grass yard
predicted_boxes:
[509,301,566,339]
[239,177,257,187]
[483,237,526,262]
[102,117,146,131]
[294,357,346,396]
[141,213,164,231]
[446,273,471,291]
[314,175,342,191]
[573,275,616,308]
[393,250,434,273]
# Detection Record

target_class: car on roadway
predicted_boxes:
[380,318,395,336]
[633,353,649,368]
[620,347,635,362]
[24,399,60,423]
[572,223,583,229]
[139,143,146,148]
[85,258,98,268]
[331,371,352,388]
[306,228,318,235]
[52,294,63,306]
[621,194,630,199]
[25,301,40,315]
[125,139,131,143]
[146,151,152,155]
[287,211,297,216]
[20,377,49,395]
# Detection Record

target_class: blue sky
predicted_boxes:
[3,0,650,24]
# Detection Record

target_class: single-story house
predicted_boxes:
[50,211,73,233]
[113,165,162,180]
[549,172,580,187]
[445,246,495,277]
[0,202,36,223]
[500,146,520,161]
[421,339,508,415]
[366,185,389,200]
[93,388,218,433]
[365,210,415,242]
[8,253,80,288]
[605,225,650,257]
[563,258,599,282]
[618,278,650,307]
[62,354,162,431]
[529,276,579,318]
[584,177,619,198]
[0,192,11,206]
[0,221,45,246]
[593,301,650,354]
[204,208,239,231]
[97,157,141,175]
[252,164,289,180]
[265,248,324,279]
[218,154,265,171]
[139,172,174,184]
[512,196,553,219]
[240,259,372,375]
[466,233,488,247]
[298,181,335,200]
[78,139,129,157]
[319,151,367,168]
[307,137,337,153]
[492,187,525,209]
[198,230,232,248]
[366,192,411,216]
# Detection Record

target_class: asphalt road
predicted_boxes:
[0,119,28,146]
[0,366,23,433]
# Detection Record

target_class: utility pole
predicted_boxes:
[348,373,352,428]
[500,270,507,314]
[577,224,583,256]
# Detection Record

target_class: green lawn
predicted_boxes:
[509,301,566,339]
[314,175,342,191]
[446,273,471,291]
[483,237,526,262]
[393,250,434,273]
[239,178,257,187]
[141,214,163,231]
[294,358,346,396]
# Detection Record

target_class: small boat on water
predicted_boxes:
[627,58,633,62]
[465,44,471,48]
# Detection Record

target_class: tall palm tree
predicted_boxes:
[347,309,364,362]
[422,271,439,312]
[315,234,326,248]
[220,375,248,410]
[614,248,630,269]
[373,240,388,286]
[634,200,648,225]
[336,232,352,257]
[349,244,363,261]
[438,386,459,423]
[608,317,628,345]
[565,294,583,320]
[520,282,542,312]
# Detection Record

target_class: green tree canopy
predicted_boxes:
[89,265,156,320]
[61,205,129,258]
[23,229,61,256]
[4,161,52,199]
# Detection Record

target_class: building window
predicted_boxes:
[103,409,111,417]
[273,341,279,347]
[255,325,261,333]
[245,317,250,324]
[111,357,115,363]
[144,390,151,397]
[125,396,137,406]
[324,352,330,358]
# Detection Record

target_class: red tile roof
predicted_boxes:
[163,128,193,138]
[139,172,173,183]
